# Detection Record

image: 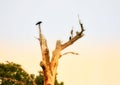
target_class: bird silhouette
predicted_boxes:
[36,21,42,25]
[69,36,71,41]
[70,29,73,38]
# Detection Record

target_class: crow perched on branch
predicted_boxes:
[36,21,42,34]
[36,21,42,25]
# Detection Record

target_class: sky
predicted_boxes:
[0,0,120,85]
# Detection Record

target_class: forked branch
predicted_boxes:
[36,17,85,85]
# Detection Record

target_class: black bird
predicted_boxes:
[36,21,42,25]
[70,29,73,38]
[69,36,71,41]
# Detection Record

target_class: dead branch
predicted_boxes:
[60,52,79,58]
[61,17,85,50]
[78,15,85,32]
[36,22,50,65]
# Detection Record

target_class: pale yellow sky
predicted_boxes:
[57,40,120,85]
[0,38,120,85]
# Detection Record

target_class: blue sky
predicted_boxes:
[0,0,120,85]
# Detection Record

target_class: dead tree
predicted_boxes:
[36,17,85,85]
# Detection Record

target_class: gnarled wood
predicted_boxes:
[36,17,85,85]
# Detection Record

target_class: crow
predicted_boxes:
[69,36,71,41]
[70,29,73,38]
[36,21,42,25]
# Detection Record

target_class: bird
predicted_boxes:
[71,29,73,35]
[69,36,71,41]
[70,29,73,38]
[76,31,79,35]
[36,21,42,35]
[36,21,42,25]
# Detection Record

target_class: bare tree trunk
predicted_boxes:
[36,17,85,85]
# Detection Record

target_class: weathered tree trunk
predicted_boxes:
[36,17,85,85]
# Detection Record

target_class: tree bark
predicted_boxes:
[37,17,85,85]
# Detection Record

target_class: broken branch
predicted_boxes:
[60,52,79,58]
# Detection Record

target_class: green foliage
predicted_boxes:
[35,74,44,85]
[35,74,64,85]
[0,62,64,85]
[54,79,64,85]
[0,62,34,85]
